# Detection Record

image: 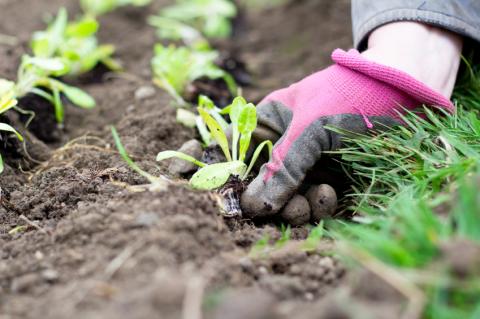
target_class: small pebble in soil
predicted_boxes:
[305,184,337,223]
[280,195,311,226]
[134,85,156,100]
[35,251,44,260]
[168,139,203,175]
[258,266,268,276]
[304,292,314,301]
[41,269,59,283]
[201,145,227,165]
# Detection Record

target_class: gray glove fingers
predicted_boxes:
[242,120,330,218]
[241,114,399,219]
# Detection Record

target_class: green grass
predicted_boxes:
[330,60,480,318]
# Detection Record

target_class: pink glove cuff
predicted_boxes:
[331,49,455,113]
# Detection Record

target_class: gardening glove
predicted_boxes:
[241,49,454,218]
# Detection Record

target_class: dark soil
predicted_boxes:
[0,0,404,318]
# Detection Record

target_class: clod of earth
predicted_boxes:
[305,184,337,223]
[280,194,311,226]
[168,139,203,175]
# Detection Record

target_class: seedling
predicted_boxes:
[156,97,273,190]
[195,95,228,145]
[275,224,292,249]
[249,233,270,258]
[31,8,121,76]
[14,54,95,124]
[0,80,23,173]
[81,0,152,16]
[148,16,209,49]
[111,126,167,191]
[174,96,225,145]
[302,222,325,252]
[155,0,237,39]
[151,44,236,105]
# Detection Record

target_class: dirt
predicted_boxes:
[0,0,405,318]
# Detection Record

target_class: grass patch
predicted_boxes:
[330,60,480,318]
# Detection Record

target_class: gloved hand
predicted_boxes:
[241,49,454,218]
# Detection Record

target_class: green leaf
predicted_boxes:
[238,103,257,134]
[245,140,273,179]
[156,150,206,168]
[0,123,23,142]
[62,85,96,109]
[229,96,247,160]
[275,224,291,248]
[26,56,67,72]
[249,233,270,258]
[238,103,257,161]
[159,0,236,38]
[198,94,215,109]
[190,161,246,190]
[0,79,15,96]
[66,17,99,37]
[302,222,324,252]
[204,16,231,38]
[111,126,157,183]
[0,80,17,114]
[229,96,246,124]
[0,123,24,172]
[198,107,231,161]
[81,0,116,16]
[31,8,67,57]
[148,16,205,47]
[52,86,64,123]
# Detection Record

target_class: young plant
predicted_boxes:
[31,8,121,76]
[275,224,292,249]
[148,16,210,49]
[14,55,95,124]
[155,0,237,39]
[151,44,236,105]
[174,95,228,145]
[249,233,270,258]
[80,0,152,16]
[195,95,228,145]
[156,97,273,190]
[111,126,167,191]
[0,80,23,173]
[302,222,325,252]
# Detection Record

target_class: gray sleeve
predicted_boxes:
[351,0,480,50]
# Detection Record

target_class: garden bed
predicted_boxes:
[2,1,469,318]
[0,1,368,318]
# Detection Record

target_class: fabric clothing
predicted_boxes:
[352,0,480,50]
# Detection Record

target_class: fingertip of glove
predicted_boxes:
[241,180,279,219]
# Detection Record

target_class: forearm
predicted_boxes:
[361,22,463,98]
